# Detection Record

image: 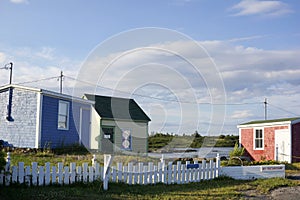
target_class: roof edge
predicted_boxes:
[237,117,300,128]
[0,84,94,105]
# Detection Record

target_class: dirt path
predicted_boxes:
[242,175,300,199]
[270,186,300,200]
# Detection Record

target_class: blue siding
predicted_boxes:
[41,95,90,148]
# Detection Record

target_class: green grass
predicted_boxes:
[148,134,238,151]
[0,177,299,200]
[285,162,300,176]
[10,152,93,167]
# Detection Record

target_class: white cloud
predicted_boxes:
[230,0,293,17]
[35,47,55,60]
[0,52,6,63]
[1,38,300,134]
[9,0,28,4]
[231,110,254,119]
[0,46,80,92]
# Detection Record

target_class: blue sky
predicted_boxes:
[0,0,300,135]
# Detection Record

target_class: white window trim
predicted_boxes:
[253,128,264,150]
[58,100,70,130]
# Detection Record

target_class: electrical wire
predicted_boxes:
[15,76,59,85]
[13,74,297,115]
[65,75,262,106]
[268,103,299,116]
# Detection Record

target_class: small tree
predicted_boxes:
[229,143,245,158]
[0,151,6,171]
[227,143,245,166]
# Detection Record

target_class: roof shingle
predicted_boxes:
[85,94,151,122]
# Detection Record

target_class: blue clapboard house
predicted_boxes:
[0,84,93,149]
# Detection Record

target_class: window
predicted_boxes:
[58,101,69,130]
[254,129,263,149]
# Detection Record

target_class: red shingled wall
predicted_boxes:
[241,126,288,161]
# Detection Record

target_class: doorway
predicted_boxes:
[275,129,290,162]
[101,126,114,153]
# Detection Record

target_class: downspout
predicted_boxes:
[6,87,14,122]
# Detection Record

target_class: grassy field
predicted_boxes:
[0,177,299,200]
[148,134,239,152]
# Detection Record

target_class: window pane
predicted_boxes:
[59,102,68,115]
[58,122,66,129]
[259,140,262,148]
[58,101,69,129]
[58,115,67,122]
[255,129,262,139]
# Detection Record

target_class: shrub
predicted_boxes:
[229,143,244,158]
[221,143,245,166]
[0,151,6,171]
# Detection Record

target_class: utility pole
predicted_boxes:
[8,62,13,84]
[59,71,64,94]
[264,98,267,120]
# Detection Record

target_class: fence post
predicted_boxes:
[138,162,143,184]
[38,166,44,186]
[167,162,172,184]
[117,163,122,183]
[128,163,133,185]
[32,162,38,186]
[216,153,220,177]
[70,163,76,184]
[202,160,206,180]
[18,162,24,184]
[57,162,63,185]
[82,163,88,183]
[45,162,51,185]
[209,160,213,180]
[103,154,114,190]
[148,162,153,184]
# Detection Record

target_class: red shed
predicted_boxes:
[238,117,300,163]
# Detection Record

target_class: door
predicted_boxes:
[275,129,290,162]
[101,127,114,153]
[79,108,91,148]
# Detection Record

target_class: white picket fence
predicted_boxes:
[0,159,220,186]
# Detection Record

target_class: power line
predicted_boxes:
[268,103,299,116]
[15,76,59,85]
[65,75,262,106]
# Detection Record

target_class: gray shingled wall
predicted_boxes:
[0,88,38,148]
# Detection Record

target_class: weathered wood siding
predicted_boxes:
[0,88,37,148]
[100,119,148,154]
[240,125,288,161]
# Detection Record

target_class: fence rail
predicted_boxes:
[0,159,220,186]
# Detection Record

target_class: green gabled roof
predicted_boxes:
[240,117,300,125]
[85,94,151,122]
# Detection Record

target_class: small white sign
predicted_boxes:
[104,134,110,139]
[261,165,284,172]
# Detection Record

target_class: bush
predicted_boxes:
[221,143,245,166]
[229,143,244,158]
[0,151,6,171]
